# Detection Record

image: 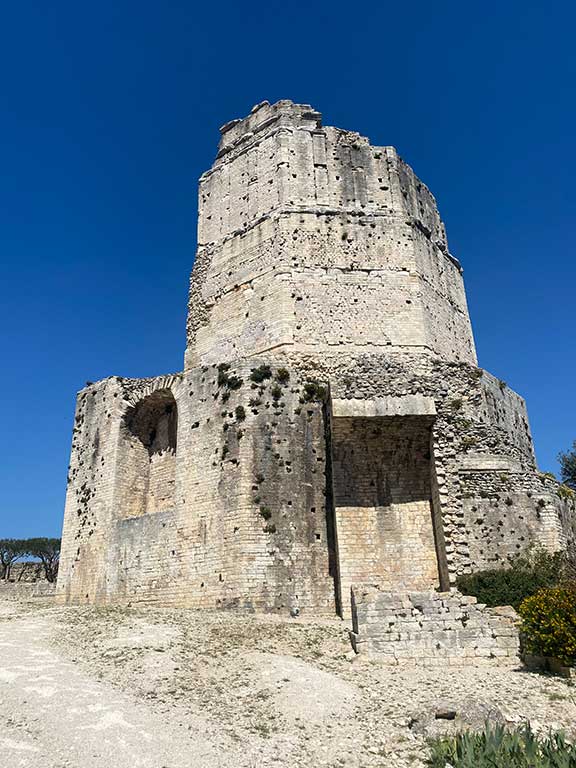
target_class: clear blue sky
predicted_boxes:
[1,1,574,538]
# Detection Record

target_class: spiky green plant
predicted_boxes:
[428,722,576,767]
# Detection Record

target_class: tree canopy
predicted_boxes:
[0,537,61,582]
[558,440,576,490]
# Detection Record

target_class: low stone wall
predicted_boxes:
[350,586,519,666]
[0,582,56,600]
[7,562,46,582]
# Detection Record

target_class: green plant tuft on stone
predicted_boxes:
[259,506,272,520]
[275,368,290,385]
[302,380,327,403]
[250,365,272,383]
[558,484,575,501]
[540,471,557,480]
[217,363,243,392]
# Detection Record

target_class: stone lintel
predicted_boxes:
[331,396,436,419]
[458,453,523,473]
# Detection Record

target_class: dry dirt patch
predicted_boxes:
[1,599,575,768]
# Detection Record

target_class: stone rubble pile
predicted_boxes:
[351,586,519,665]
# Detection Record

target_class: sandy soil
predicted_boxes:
[1,598,575,768]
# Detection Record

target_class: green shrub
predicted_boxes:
[428,722,576,767]
[225,375,243,391]
[234,405,246,422]
[250,365,272,383]
[275,367,290,384]
[519,584,576,665]
[456,548,566,610]
[302,380,327,403]
[217,363,243,392]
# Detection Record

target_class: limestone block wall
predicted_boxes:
[57,362,337,614]
[58,375,127,603]
[288,349,573,585]
[558,492,576,550]
[58,347,574,616]
[458,472,573,571]
[185,100,476,370]
[350,586,520,665]
[332,416,440,615]
[0,582,56,600]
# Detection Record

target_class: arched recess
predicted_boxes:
[118,389,177,518]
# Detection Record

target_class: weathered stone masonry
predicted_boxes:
[350,587,520,665]
[57,100,574,619]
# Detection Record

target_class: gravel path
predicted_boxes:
[0,602,243,768]
[1,598,575,768]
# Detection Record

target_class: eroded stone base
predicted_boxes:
[350,586,520,666]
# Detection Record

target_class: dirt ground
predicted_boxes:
[1,598,575,768]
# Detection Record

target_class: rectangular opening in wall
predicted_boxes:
[117,389,178,518]
[331,415,440,616]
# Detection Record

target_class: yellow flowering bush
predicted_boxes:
[519,584,576,665]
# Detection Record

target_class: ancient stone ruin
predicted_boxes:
[57,101,575,643]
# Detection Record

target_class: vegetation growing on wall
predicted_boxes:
[217,363,243,394]
[301,380,327,403]
[275,368,290,385]
[250,365,272,384]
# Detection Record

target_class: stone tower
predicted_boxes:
[186,100,475,370]
[57,100,575,616]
